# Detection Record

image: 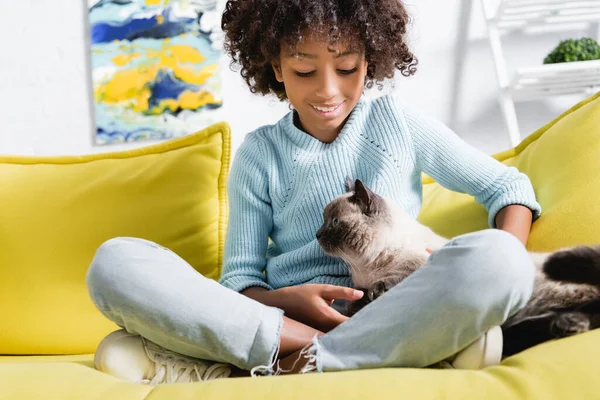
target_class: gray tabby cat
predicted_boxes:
[316,178,600,357]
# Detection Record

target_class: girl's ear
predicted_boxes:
[272,62,284,82]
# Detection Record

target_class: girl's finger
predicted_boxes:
[322,306,350,327]
[321,285,363,301]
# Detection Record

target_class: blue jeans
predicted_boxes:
[86,229,534,372]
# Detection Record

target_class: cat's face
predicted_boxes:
[316,179,393,263]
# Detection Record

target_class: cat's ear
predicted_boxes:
[352,179,374,214]
[345,176,355,192]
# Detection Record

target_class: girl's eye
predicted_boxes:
[332,217,339,226]
[338,67,357,75]
[294,68,358,78]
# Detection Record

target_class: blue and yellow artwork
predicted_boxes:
[89,0,223,144]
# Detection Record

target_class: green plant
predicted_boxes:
[543,37,600,64]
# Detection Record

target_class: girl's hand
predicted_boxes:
[273,284,364,332]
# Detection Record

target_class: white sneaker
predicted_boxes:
[449,326,503,369]
[94,329,233,385]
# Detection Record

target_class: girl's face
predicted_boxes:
[273,35,368,143]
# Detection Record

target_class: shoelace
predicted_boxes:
[139,353,232,385]
[139,337,232,385]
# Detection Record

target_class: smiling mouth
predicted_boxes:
[310,103,342,113]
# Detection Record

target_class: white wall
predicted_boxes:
[0,0,593,158]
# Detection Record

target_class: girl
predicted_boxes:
[87,0,541,384]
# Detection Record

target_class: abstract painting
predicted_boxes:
[88,0,223,144]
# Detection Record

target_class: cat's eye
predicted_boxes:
[332,217,339,226]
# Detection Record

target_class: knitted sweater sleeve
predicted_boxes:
[399,101,541,228]
[219,134,274,292]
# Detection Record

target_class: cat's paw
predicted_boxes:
[550,311,590,338]
[344,295,371,317]
[368,281,389,302]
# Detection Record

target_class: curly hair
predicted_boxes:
[221,0,418,101]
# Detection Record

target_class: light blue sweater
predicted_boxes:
[219,94,542,293]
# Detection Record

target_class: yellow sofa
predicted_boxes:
[1,91,599,399]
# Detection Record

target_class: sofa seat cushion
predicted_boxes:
[2,329,600,399]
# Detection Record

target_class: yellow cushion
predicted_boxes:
[419,91,600,252]
[2,329,600,399]
[0,122,231,355]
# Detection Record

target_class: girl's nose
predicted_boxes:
[315,70,339,99]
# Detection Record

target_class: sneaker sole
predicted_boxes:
[94,329,135,371]
[481,325,503,368]
[451,326,503,369]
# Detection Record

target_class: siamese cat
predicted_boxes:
[316,178,600,356]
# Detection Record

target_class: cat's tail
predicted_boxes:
[543,245,600,286]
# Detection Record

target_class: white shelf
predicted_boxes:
[475,0,600,145]
[496,0,600,32]
[510,60,600,101]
